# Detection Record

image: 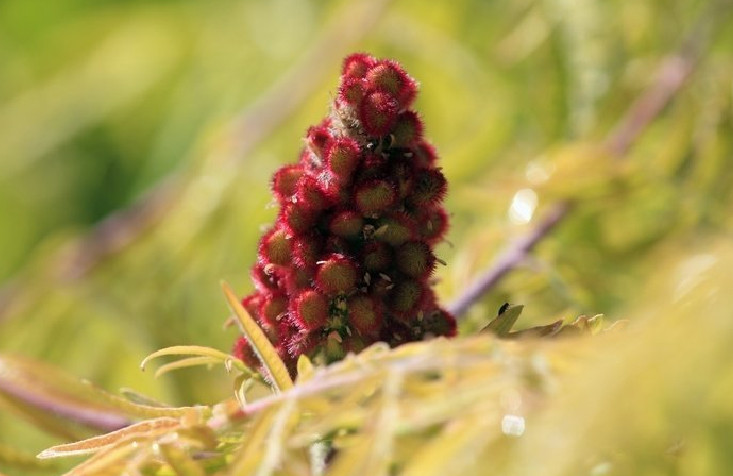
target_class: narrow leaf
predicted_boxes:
[226,408,279,475]
[0,355,130,433]
[154,356,223,379]
[481,304,524,337]
[38,417,181,459]
[221,281,294,392]
[508,319,563,338]
[119,388,168,407]
[140,345,252,376]
[158,443,207,476]
[78,380,210,420]
[61,439,142,476]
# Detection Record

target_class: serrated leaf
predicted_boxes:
[38,417,181,459]
[222,281,294,393]
[481,304,524,337]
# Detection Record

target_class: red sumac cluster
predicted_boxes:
[234,54,456,375]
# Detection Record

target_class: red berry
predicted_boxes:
[412,141,438,168]
[407,168,447,207]
[295,174,330,211]
[259,291,288,326]
[292,290,329,331]
[329,209,364,239]
[280,202,318,235]
[395,240,436,278]
[315,254,358,295]
[374,212,416,247]
[326,137,361,184]
[364,59,418,108]
[241,293,262,318]
[422,308,457,338]
[292,233,322,268]
[342,53,376,79]
[284,264,314,294]
[272,164,304,203]
[232,336,260,370]
[391,111,424,147]
[306,122,332,158]
[259,227,291,266]
[252,260,283,292]
[355,179,397,215]
[415,206,449,244]
[347,295,382,339]
[339,76,366,106]
[390,278,425,320]
[361,241,393,272]
[359,91,398,137]
[239,54,454,368]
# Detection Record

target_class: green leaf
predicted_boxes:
[481,304,524,337]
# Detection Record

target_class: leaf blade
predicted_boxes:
[221,281,293,393]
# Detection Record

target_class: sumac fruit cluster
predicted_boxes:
[233,53,456,374]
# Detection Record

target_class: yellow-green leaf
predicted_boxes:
[38,417,181,459]
[158,443,207,476]
[140,345,252,376]
[221,281,294,393]
[481,304,524,337]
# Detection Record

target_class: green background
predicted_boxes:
[1,0,732,467]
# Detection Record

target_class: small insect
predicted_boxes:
[497,302,510,315]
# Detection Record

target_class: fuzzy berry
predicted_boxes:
[347,295,382,339]
[292,290,329,331]
[355,179,397,215]
[359,91,399,137]
[259,228,291,266]
[364,59,418,109]
[395,240,436,279]
[391,111,424,147]
[342,53,375,79]
[408,168,447,207]
[315,254,358,295]
[374,212,416,246]
[233,53,455,375]
[329,209,364,239]
[326,137,361,183]
[272,164,304,203]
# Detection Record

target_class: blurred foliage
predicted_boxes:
[6,243,733,475]
[1,0,733,474]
